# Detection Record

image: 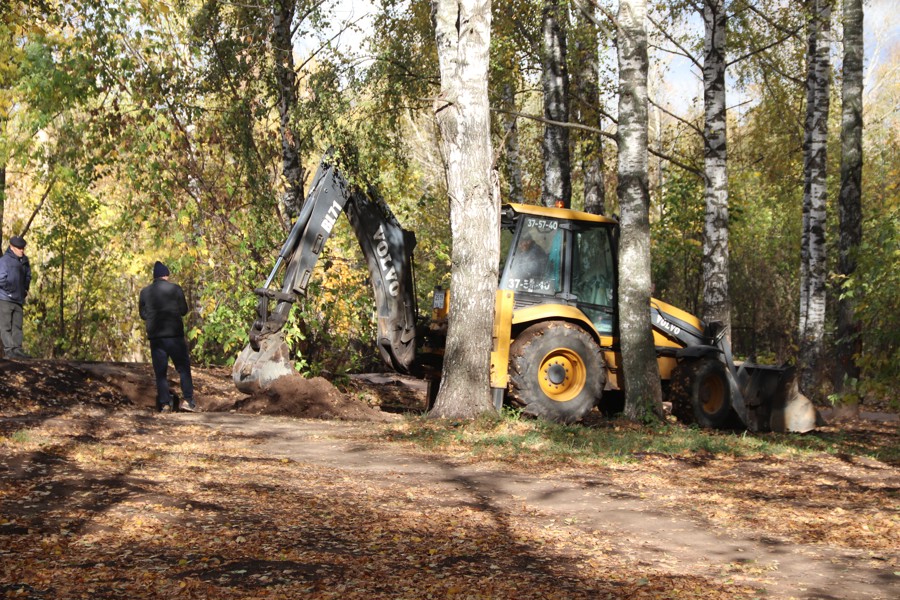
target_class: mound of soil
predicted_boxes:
[236,373,397,422]
[0,358,423,422]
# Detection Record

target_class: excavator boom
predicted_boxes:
[233,157,417,394]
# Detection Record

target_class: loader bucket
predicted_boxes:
[736,364,819,433]
[232,334,296,395]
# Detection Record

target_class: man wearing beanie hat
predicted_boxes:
[0,236,32,359]
[139,261,197,412]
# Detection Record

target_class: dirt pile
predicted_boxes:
[0,359,413,422]
[236,373,397,422]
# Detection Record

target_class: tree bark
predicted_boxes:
[616,0,664,422]
[273,0,304,218]
[540,0,571,208]
[501,82,525,204]
[430,0,498,420]
[799,0,831,394]
[834,0,863,401]
[574,0,605,215]
[701,0,730,335]
[0,162,5,244]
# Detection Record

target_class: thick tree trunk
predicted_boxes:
[273,0,304,218]
[834,0,863,404]
[430,0,498,419]
[799,0,831,394]
[616,0,664,422]
[701,0,730,335]
[540,0,571,208]
[574,1,605,215]
[501,82,525,204]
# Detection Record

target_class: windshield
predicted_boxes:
[501,217,563,295]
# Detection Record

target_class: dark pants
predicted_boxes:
[150,337,193,410]
[0,300,24,356]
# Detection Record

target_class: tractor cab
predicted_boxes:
[499,203,619,337]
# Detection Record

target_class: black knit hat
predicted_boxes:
[9,236,25,249]
[153,261,170,279]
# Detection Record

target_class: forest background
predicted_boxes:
[1,0,897,408]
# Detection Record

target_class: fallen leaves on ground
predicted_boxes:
[0,410,761,599]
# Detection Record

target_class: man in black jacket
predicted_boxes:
[139,261,197,412]
[0,236,32,359]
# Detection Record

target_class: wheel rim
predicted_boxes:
[537,348,587,402]
[699,373,726,415]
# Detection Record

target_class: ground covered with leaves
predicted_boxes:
[0,359,898,599]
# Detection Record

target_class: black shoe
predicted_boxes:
[10,350,31,359]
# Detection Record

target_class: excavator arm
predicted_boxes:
[233,156,418,394]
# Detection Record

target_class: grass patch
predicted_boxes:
[384,410,899,466]
[2,429,49,446]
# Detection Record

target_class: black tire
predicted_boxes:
[509,321,605,424]
[669,358,734,429]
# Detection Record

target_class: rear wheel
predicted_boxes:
[509,322,605,423]
[669,358,734,429]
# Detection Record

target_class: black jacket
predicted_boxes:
[139,278,188,339]
[0,248,31,305]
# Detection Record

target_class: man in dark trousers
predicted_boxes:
[0,236,32,359]
[139,261,197,412]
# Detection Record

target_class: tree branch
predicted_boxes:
[491,107,704,178]
[647,13,702,70]
[650,98,702,135]
[22,176,56,237]
[727,24,805,68]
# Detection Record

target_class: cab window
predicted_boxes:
[572,226,615,309]
[501,217,563,295]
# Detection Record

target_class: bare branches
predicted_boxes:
[650,98,702,135]
[491,107,703,178]
[727,21,806,68]
[647,13,702,71]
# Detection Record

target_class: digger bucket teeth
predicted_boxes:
[232,334,296,395]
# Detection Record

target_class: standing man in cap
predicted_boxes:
[139,261,197,412]
[0,236,32,359]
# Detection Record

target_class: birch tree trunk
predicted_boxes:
[0,161,5,243]
[800,0,831,394]
[616,0,664,422]
[541,0,571,208]
[574,0,605,215]
[501,82,525,204]
[273,0,304,218]
[430,0,498,419]
[701,0,730,334]
[834,0,863,405]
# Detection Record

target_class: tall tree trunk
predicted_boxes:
[574,0,605,215]
[616,0,664,422]
[273,0,304,218]
[501,82,525,204]
[701,0,730,335]
[430,0,498,419]
[0,162,5,244]
[834,0,863,405]
[799,0,831,394]
[541,0,571,208]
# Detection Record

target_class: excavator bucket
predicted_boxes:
[232,333,296,395]
[736,364,819,433]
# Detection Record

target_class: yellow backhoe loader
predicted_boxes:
[234,156,818,433]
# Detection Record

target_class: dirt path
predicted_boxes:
[2,359,897,598]
[188,412,898,600]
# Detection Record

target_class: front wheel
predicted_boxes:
[509,322,605,423]
[669,358,734,429]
